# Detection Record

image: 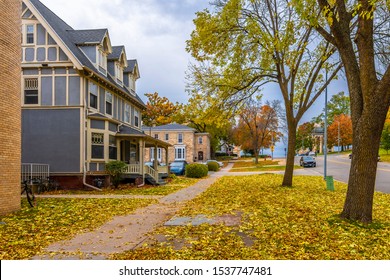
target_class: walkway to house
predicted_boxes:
[34,161,316,260]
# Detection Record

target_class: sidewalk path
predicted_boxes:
[34,162,314,260]
[34,165,229,260]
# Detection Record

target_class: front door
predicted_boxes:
[198,151,204,161]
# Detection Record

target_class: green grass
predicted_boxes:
[111,174,390,260]
[229,160,301,172]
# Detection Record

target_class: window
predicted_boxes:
[91,133,104,159]
[98,49,107,74]
[175,147,186,160]
[26,25,34,44]
[151,148,162,162]
[24,78,38,104]
[178,133,183,144]
[134,110,139,127]
[109,135,117,160]
[198,136,203,144]
[105,91,113,115]
[89,82,98,109]
[124,103,130,123]
[115,63,123,84]
[165,134,169,141]
[154,134,159,139]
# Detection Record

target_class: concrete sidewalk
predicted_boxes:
[33,161,314,260]
[34,166,228,260]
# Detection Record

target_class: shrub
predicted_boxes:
[207,161,219,171]
[105,161,127,188]
[185,163,208,178]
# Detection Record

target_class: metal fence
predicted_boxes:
[21,163,50,182]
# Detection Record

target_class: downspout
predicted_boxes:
[83,163,102,191]
[82,71,101,191]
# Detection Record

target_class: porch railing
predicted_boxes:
[123,164,140,174]
[145,165,158,182]
[21,163,50,182]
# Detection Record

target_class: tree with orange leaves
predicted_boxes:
[327,114,352,151]
[142,92,182,127]
[232,98,282,164]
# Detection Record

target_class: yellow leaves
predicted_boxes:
[112,174,390,260]
[0,198,155,259]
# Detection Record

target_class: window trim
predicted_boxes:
[23,77,39,105]
[178,133,183,144]
[175,147,186,160]
[105,91,113,116]
[91,132,105,159]
[26,24,35,44]
[198,136,203,144]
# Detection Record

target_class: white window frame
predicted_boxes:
[97,48,107,74]
[89,82,98,110]
[134,109,139,127]
[150,148,162,162]
[175,146,186,160]
[115,62,123,84]
[105,91,113,116]
[178,133,183,144]
[26,24,35,44]
[124,103,130,123]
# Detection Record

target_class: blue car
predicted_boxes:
[169,161,188,175]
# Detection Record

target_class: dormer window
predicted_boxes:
[115,62,123,85]
[98,48,107,74]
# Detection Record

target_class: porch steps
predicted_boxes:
[145,174,167,186]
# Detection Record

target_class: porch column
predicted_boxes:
[139,139,144,175]
[153,143,158,170]
[117,139,121,161]
[165,146,169,175]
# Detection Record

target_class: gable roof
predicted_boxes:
[142,123,196,131]
[26,0,145,108]
[68,29,108,45]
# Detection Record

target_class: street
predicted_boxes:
[295,154,390,194]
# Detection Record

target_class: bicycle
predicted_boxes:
[37,177,60,193]
[21,179,36,207]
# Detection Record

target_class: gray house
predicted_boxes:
[21,0,170,187]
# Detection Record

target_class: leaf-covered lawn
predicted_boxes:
[111,174,390,260]
[0,198,156,259]
[45,177,200,196]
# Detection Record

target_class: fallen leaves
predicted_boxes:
[111,174,390,260]
[0,198,156,259]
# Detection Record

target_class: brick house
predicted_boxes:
[20,0,170,187]
[143,124,211,164]
[0,0,21,215]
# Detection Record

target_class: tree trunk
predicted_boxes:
[341,106,387,223]
[282,121,297,186]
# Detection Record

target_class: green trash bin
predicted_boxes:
[326,176,334,191]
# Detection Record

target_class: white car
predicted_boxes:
[308,151,316,157]
[204,160,224,168]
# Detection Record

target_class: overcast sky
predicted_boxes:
[39,0,346,125]
[40,0,210,104]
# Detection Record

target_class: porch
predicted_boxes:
[123,164,169,185]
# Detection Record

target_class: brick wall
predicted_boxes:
[0,0,22,215]
[144,131,211,164]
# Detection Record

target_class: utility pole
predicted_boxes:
[338,121,340,153]
[324,70,328,180]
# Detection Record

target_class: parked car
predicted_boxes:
[299,156,317,167]
[308,151,316,157]
[169,161,188,175]
[349,154,381,161]
[203,159,224,168]
[145,161,166,167]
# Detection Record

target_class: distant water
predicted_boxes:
[240,142,287,158]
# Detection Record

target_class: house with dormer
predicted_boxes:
[21,0,170,187]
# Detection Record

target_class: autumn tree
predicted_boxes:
[294,0,390,223]
[175,92,236,158]
[327,114,353,150]
[232,98,282,163]
[295,122,315,152]
[186,0,342,186]
[312,91,351,126]
[142,92,182,126]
